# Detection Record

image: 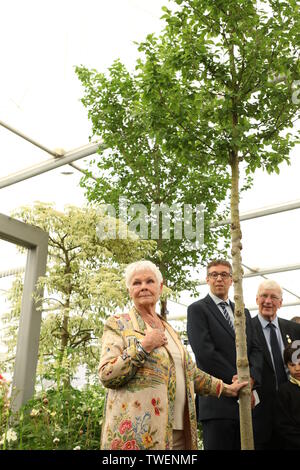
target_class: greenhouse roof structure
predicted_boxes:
[1,0,300,327]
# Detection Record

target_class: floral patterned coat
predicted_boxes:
[99,308,223,450]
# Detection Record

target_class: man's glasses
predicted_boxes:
[208,272,232,279]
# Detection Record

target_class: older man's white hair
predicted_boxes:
[125,260,163,288]
[257,279,283,297]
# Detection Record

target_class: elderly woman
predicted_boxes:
[99,261,247,450]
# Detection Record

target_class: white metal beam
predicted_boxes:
[196,262,300,285]
[0,120,99,180]
[213,199,300,226]
[68,162,98,181]
[243,262,300,278]
[0,213,48,411]
[241,261,300,300]
[0,267,25,279]
[0,119,58,157]
[191,261,300,306]
[167,300,300,321]
[2,261,300,288]
[0,142,105,189]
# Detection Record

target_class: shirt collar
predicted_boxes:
[258,313,280,330]
[290,376,300,388]
[209,291,229,306]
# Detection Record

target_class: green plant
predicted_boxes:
[0,384,106,450]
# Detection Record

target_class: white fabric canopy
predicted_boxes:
[1,0,300,337]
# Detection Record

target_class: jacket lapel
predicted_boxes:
[204,294,235,338]
[129,307,147,334]
[278,318,290,347]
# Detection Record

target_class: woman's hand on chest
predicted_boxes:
[141,329,168,353]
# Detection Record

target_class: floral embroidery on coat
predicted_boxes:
[99,309,222,450]
[151,397,163,416]
[106,411,159,450]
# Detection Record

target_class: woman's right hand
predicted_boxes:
[141,329,168,353]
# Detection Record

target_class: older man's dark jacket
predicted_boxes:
[252,315,300,446]
[187,294,262,421]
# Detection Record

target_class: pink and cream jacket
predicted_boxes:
[99,307,223,450]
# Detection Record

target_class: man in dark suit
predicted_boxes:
[187,259,262,450]
[252,280,300,450]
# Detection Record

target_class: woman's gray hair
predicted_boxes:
[124,260,163,288]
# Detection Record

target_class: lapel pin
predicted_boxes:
[286,334,292,344]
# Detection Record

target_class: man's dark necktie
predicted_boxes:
[267,322,287,388]
[219,302,234,331]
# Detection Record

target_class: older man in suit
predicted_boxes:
[252,280,300,450]
[187,259,262,450]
